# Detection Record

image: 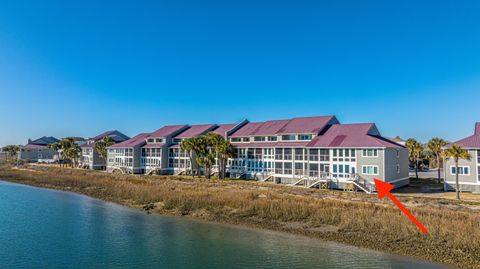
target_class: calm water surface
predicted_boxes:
[0,180,452,269]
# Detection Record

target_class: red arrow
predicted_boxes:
[373,178,428,234]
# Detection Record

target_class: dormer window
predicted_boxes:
[254,136,266,142]
[147,138,155,143]
[155,138,164,143]
[241,137,250,142]
[281,135,296,141]
[267,136,277,141]
[298,134,312,141]
[173,138,183,143]
[230,137,241,142]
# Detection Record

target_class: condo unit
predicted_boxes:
[444,122,480,192]
[18,136,59,163]
[80,130,130,170]
[104,116,408,192]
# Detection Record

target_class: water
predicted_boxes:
[0,181,451,269]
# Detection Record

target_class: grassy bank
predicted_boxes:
[0,165,479,268]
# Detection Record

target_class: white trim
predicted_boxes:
[361,149,379,158]
[449,165,470,176]
[388,177,409,183]
[362,165,379,175]
[445,181,480,186]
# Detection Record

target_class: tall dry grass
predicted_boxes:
[0,165,479,268]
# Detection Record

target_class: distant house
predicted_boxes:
[80,130,130,170]
[444,122,480,192]
[18,136,59,163]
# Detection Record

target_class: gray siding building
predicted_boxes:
[18,136,59,163]
[80,130,129,170]
[103,115,408,193]
[444,123,480,192]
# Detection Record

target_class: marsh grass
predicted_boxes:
[0,164,479,268]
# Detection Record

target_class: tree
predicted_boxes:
[48,142,61,164]
[3,145,21,162]
[94,136,115,170]
[426,137,447,183]
[443,145,471,200]
[180,137,197,178]
[204,132,235,180]
[405,138,424,179]
[50,137,80,167]
[64,143,81,168]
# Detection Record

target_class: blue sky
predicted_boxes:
[0,0,479,145]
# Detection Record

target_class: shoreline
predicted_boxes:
[0,179,454,269]
[0,165,478,269]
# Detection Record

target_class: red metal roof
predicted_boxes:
[306,123,404,148]
[109,133,151,148]
[449,122,480,148]
[150,125,188,138]
[23,144,48,150]
[229,116,335,137]
[212,124,237,137]
[174,124,217,139]
[142,143,166,148]
[229,122,264,137]
[277,116,336,135]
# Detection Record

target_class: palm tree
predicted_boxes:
[58,137,77,167]
[180,137,196,178]
[204,132,235,180]
[3,145,21,162]
[48,142,61,165]
[94,136,115,170]
[406,138,424,179]
[64,143,81,168]
[426,137,447,183]
[443,145,471,200]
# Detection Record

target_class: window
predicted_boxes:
[230,137,241,142]
[254,136,265,142]
[309,149,319,161]
[320,149,329,162]
[297,134,312,141]
[147,138,155,143]
[450,166,470,175]
[284,148,292,160]
[155,138,164,143]
[283,162,292,175]
[268,136,277,141]
[396,164,400,173]
[294,148,303,160]
[362,165,379,175]
[281,135,296,141]
[396,149,400,158]
[477,150,480,164]
[309,163,318,177]
[173,138,183,143]
[362,149,378,157]
[275,148,283,160]
[294,163,304,175]
[242,137,250,142]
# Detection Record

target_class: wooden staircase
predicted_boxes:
[350,175,375,194]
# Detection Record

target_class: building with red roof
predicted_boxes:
[79,130,129,170]
[18,136,59,163]
[101,115,407,192]
[444,122,480,192]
